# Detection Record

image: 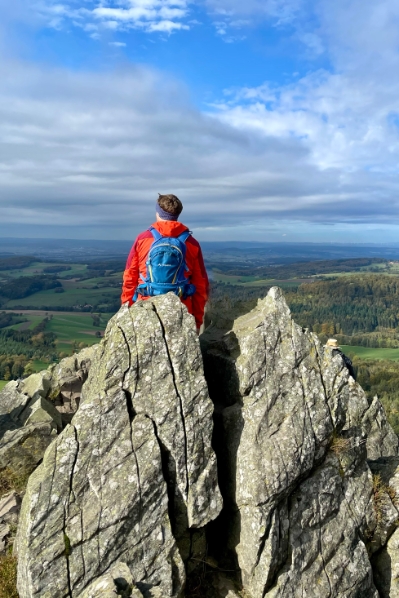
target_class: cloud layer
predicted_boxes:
[34,0,191,34]
[1,0,399,240]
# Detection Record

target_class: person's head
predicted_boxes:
[156,194,183,222]
[325,338,339,348]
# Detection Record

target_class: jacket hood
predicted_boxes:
[151,221,189,237]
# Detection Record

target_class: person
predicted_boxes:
[121,194,209,332]
[325,338,356,380]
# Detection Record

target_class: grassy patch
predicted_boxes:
[0,467,29,499]
[6,316,45,331]
[0,552,18,598]
[0,380,7,391]
[330,435,351,456]
[372,473,397,524]
[342,345,399,361]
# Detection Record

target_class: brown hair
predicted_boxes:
[157,194,183,217]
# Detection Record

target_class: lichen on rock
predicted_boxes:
[15,294,222,598]
[202,286,398,598]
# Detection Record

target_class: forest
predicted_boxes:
[208,257,385,278]
[0,276,60,302]
[0,256,37,270]
[353,357,399,433]
[0,317,57,379]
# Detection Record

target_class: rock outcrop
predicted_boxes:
[15,295,222,598]
[0,345,96,437]
[0,345,96,515]
[6,288,399,598]
[369,457,399,597]
[202,287,398,598]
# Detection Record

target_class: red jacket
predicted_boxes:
[121,221,209,328]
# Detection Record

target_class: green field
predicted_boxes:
[0,380,7,390]
[32,359,50,372]
[211,271,306,288]
[342,345,399,361]
[5,286,120,309]
[0,261,89,279]
[47,313,112,352]
[7,316,45,331]
[0,312,113,383]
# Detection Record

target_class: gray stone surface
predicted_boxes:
[24,396,62,429]
[369,457,399,596]
[0,422,56,479]
[363,396,399,459]
[77,562,143,598]
[202,287,386,598]
[0,490,20,519]
[0,490,21,554]
[0,382,30,439]
[0,345,97,439]
[373,527,399,598]
[49,346,97,423]
[16,295,222,598]
[265,432,377,598]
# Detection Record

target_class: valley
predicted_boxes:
[2,248,399,432]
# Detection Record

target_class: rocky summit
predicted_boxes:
[1,289,399,597]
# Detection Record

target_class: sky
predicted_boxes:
[1,0,399,242]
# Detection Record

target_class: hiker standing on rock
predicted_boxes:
[121,194,209,333]
[325,338,356,380]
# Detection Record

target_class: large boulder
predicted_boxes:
[0,345,97,437]
[202,287,392,598]
[0,423,56,482]
[15,295,222,598]
[48,346,97,423]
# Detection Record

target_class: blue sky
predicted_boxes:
[1,0,399,242]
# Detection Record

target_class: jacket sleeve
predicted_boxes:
[190,244,209,328]
[121,240,140,306]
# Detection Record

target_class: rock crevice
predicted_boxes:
[1,288,398,597]
[202,287,398,598]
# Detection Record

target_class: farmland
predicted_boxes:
[343,346,399,361]
[0,260,122,313]
[2,253,399,391]
[2,312,111,356]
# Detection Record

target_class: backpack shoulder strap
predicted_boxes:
[177,230,192,244]
[149,226,162,242]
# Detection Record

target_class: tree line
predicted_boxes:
[0,276,61,303]
[208,257,386,278]
[0,318,57,381]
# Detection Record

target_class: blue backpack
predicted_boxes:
[133,227,196,301]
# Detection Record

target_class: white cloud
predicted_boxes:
[204,0,302,39]
[204,0,301,22]
[2,0,399,240]
[213,0,399,176]
[0,56,399,241]
[33,0,191,35]
[109,40,126,46]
